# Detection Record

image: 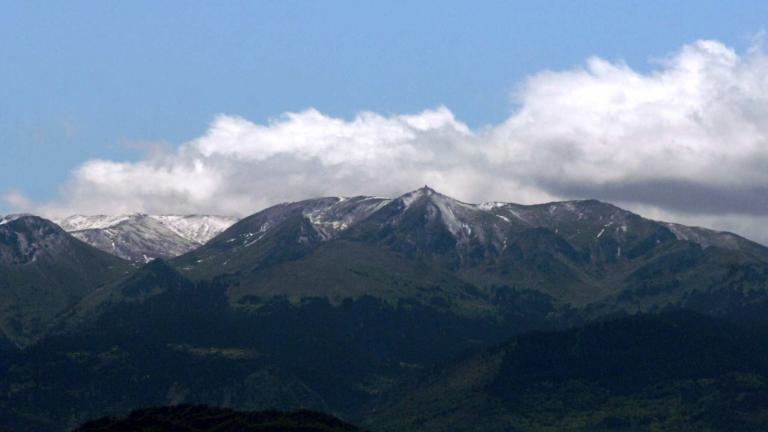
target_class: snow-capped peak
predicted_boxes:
[388,187,510,245]
[54,213,239,261]
[398,185,439,209]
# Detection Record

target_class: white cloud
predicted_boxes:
[491,40,768,187]
[8,39,768,242]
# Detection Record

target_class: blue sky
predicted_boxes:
[5,1,768,245]
[2,1,766,207]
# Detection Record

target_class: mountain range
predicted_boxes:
[2,187,768,431]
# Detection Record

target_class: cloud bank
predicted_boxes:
[9,39,768,242]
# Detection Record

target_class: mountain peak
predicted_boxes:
[396,186,458,208]
[0,215,76,266]
[0,213,37,226]
[0,214,65,236]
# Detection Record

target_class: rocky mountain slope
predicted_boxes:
[56,214,238,261]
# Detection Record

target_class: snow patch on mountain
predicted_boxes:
[150,215,238,244]
[303,196,391,239]
[56,215,132,231]
[387,187,514,248]
[662,222,744,250]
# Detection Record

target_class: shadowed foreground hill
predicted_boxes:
[74,405,364,432]
[368,311,768,432]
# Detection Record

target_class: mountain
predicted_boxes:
[4,187,768,430]
[74,405,364,432]
[0,215,132,346]
[56,214,238,261]
[368,311,768,431]
[174,186,768,317]
[173,193,495,307]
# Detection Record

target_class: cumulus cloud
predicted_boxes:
[493,40,768,199]
[8,39,768,242]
